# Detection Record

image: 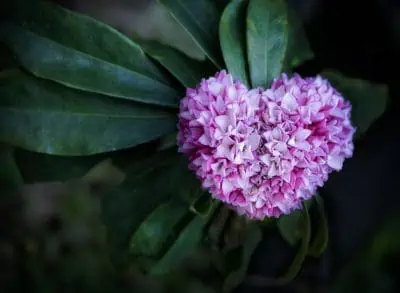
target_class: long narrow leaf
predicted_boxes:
[160,0,224,68]
[0,72,176,155]
[3,1,181,107]
[133,36,216,88]
[246,0,288,88]
[219,0,250,86]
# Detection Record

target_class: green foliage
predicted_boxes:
[322,71,389,137]
[307,195,329,257]
[246,0,288,88]
[0,0,391,292]
[2,1,180,107]
[0,71,176,155]
[160,0,224,68]
[131,36,216,88]
[219,0,250,86]
[130,199,189,258]
[0,145,23,187]
[277,198,313,246]
[247,205,311,286]
[222,222,262,292]
[284,7,314,70]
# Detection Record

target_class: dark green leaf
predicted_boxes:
[3,1,181,107]
[278,210,303,246]
[130,199,188,258]
[160,0,224,68]
[219,0,250,86]
[0,72,176,155]
[0,145,23,188]
[277,198,313,246]
[168,156,203,204]
[246,205,311,286]
[321,71,389,137]
[149,203,218,276]
[82,158,126,188]
[284,7,314,70]
[222,223,262,292]
[308,195,328,257]
[133,36,216,88]
[157,132,177,151]
[14,150,104,183]
[94,150,181,267]
[208,205,231,248]
[190,192,214,217]
[274,205,311,284]
[246,0,288,88]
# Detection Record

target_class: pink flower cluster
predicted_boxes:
[177,71,355,219]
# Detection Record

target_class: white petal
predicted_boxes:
[255,198,264,208]
[327,155,344,170]
[281,92,298,112]
[295,128,312,141]
[215,115,230,132]
[198,134,210,146]
[222,179,234,194]
[248,133,261,150]
[260,154,272,166]
[208,82,223,96]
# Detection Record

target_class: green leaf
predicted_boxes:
[308,195,328,257]
[3,1,180,108]
[0,72,176,155]
[149,203,218,276]
[219,0,250,86]
[190,192,214,217]
[133,36,216,88]
[284,7,314,70]
[277,198,313,246]
[157,132,178,151]
[321,71,389,137]
[130,199,188,258]
[0,145,23,188]
[247,205,311,286]
[275,205,311,284]
[95,150,181,267]
[222,223,262,292]
[246,0,288,88]
[207,205,231,249]
[14,150,105,183]
[168,156,203,204]
[82,158,126,188]
[160,0,224,68]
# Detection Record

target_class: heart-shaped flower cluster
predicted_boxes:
[177,71,355,219]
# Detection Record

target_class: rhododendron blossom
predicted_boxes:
[177,71,355,219]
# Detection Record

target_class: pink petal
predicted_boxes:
[281,92,298,112]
